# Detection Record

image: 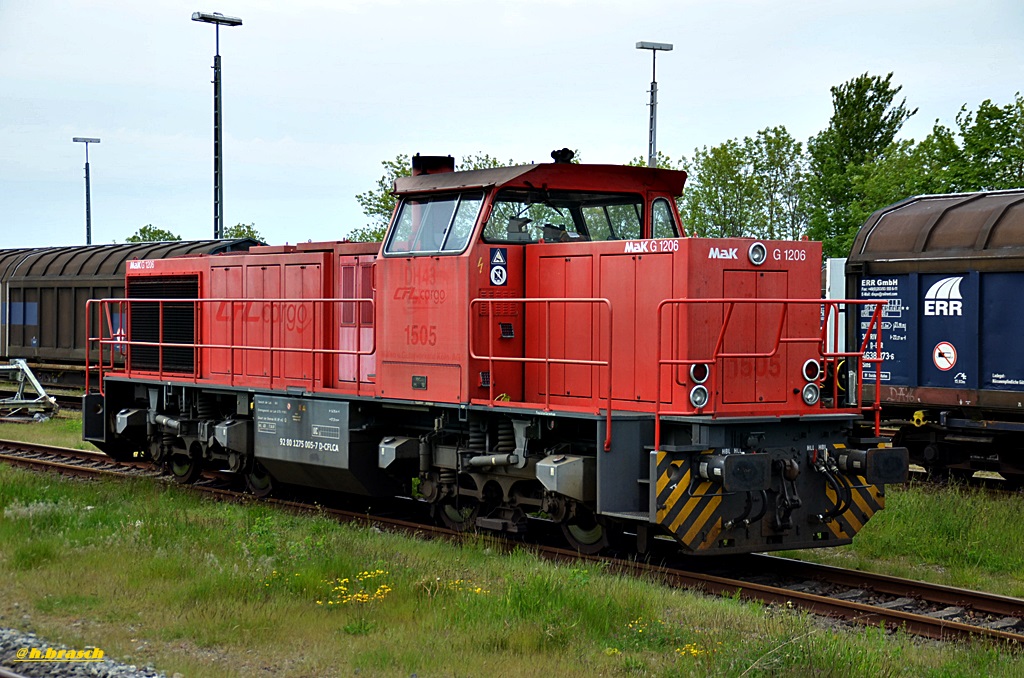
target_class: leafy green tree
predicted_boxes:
[952,93,1024,191]
[805,73,917,256]
[352,154,411,242]
[683,139,760,238]
[679,127,806,240]
[845,124,962,228]
[223,222,265,243]
[125,225,181,242]
[748,126,807,240]
[843,94,1024,231]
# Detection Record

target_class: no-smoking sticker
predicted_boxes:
[489,248,508,286]
[933,341,957,371]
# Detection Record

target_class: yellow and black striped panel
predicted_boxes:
[822,477,885,541]
[655,451,725,551]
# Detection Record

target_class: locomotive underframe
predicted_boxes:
[86,375,904,555]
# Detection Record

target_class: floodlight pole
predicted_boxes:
[636,41,673,168]
[73,137,100,245]
[192,11,243,239]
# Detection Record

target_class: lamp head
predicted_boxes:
[192,11,242,26]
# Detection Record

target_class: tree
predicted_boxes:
[349,152,521,242]
[223,222,265,243]
[351,154,411,242]
[683,139,761,238]
[845,124,961,228]
[805,73,917,257]
[842,93,1024,231]
[749,126,808,240]
[680,127,807,240]
[125,225,181,242]
[952,93,1024,191]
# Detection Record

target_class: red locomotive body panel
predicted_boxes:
[519,237,822,416]
[120,242,378,394]
[376,255,466,402]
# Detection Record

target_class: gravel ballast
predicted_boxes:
[0,627,173,678]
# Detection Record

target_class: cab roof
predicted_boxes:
[393,163,687,197]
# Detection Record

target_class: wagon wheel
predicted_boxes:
[169,449,202,485]
[245,461,274,497]
[437,498,479,532]
[561,505,610,555]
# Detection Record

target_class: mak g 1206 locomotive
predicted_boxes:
[84,152,907,555]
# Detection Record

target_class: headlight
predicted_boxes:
[802,382,820,406]
[689,363,709,384]
[690,385,709,409]
[802,359,822,382]
[748,242,767,266]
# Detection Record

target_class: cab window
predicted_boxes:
[652,198,680,238]
[384,192,484,255]
[483,189,643,243]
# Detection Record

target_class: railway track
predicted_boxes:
[2,439,1023,645]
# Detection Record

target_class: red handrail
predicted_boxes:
[469,297,614,452]
[653,297,888,451]
[87,297,376,396]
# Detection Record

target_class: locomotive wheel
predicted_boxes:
[169,450,202,485]
[437,499,479,532]
[245,461,274,497]
[561,507,609,555]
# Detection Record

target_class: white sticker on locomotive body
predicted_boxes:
[489,247,507,286]
[128,260,155,270]
[708,247,738,259]
[770,247,808,262]
[623,240,679,253]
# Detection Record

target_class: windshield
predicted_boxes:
[483,189,644,243]
[384,192,484,255]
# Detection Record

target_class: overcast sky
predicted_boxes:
[2,0,1022,248]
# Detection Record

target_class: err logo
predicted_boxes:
[924,276,963,316]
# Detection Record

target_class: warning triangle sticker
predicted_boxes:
[491,249,506,265]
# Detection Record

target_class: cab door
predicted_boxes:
[375,192,483,403]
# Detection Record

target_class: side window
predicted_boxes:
[384,192,483,255]
[652,198,679,238]
[482,190,644,243]
[581,204,642,241]
[443,195,483,251]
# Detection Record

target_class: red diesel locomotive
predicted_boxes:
[83,153,907,554]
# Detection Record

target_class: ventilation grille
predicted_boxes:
[127,276,199,373]
[477,288,519,316]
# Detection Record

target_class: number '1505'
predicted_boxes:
[404,325,437,346]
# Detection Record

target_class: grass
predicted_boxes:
[1,414,1023,674]
[783,481,1024,598]
[0,409,95,451]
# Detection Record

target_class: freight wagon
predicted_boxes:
[846,189,1024,482]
